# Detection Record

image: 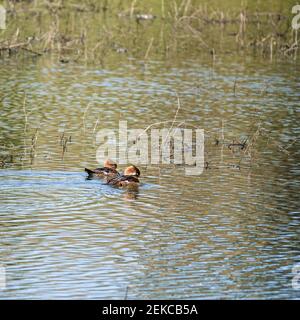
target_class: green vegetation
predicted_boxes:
[0,0,299,63]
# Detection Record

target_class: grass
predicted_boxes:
[0,0,298,63]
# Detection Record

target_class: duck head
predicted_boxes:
[124,165,140,177]
[104,159,117,170]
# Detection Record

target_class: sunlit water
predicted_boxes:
[0,53,299,299]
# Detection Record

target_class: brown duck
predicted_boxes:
[106,165,140,188]
[85,159,118,179]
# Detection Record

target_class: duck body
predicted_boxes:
[85,159,119,180]
[106,165,140,189]
[107,174,139,188]
[85,167,119,179]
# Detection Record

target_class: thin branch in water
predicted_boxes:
[144,37,154,60]
[23,92,28,134]
[82,101,93,134]
[93,116,100,134]
[161,92,182,152]
[124,286,129,300]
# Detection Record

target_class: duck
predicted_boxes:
[106,165,140,188]
[85,159,119,179]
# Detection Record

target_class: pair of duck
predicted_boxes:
[85,159,140,188]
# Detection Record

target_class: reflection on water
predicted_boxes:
[0,54,299,299]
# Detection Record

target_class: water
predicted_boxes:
[0,53,299,299]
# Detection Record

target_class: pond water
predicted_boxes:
[0,53,299,299]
